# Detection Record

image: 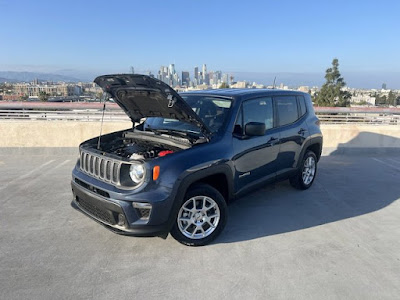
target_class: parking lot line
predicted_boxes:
[372,157,400,172]
[0,159,55,191]
[54,159,71,169]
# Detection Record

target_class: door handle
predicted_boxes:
[266,137,279,146]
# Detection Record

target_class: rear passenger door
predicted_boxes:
[274,95,308,176]
[232,97,280,192]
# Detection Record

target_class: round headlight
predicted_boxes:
[129,163,145,184]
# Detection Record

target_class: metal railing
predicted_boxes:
[0,101,399,124]
[314,107,400,125]
[316,113,400,125]
[0,109,129,122]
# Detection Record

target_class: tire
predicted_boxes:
[290,150,318,190]
[170,183,227,246]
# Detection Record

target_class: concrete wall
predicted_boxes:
[321,124,400,155]
[0,121,131,154]
[0,121,131,147]
[1,121,399,155]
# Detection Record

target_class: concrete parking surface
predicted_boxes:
[1,153,399,299]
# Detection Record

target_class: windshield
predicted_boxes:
[141,95,232,134]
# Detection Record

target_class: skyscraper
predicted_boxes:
[194,67,199,82]
[204,73,210,86]
[182,71,190,86]
[169,64,175,76]
[202,64,207,82]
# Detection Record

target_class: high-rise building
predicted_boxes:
[158,66,170,84]
[194,67,199,82]
[169,64,175,75]
[204,73,210,86]
[202,64,207,82]
[182,71,190,86]
[222,74,229,84]
[215,71,222,82]
[382,83,387,89]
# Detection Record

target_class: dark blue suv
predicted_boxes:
[71,74,323,246]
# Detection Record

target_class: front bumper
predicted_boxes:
[71,178,172,237]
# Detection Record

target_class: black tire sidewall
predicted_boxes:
[170,184,227,246]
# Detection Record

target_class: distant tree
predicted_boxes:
[313,58,351,107]
[96,91,104,100]
[0,83,13,94]
[19,94,29,101]
[388,91,396,106]
[353,100,370,106]
[395,95,400,106]
[380,95,387,105]
[374,93,388,106]
[38,91,49,102]
[219,82,230,89]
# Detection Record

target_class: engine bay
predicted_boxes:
[110,141,177,160]
[87,130,188,161]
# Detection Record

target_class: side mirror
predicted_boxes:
[245,122,265,136]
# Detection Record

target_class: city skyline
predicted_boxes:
[1,61,398,107]
[1,65,400,90]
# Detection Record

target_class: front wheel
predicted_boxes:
[290,150,318,190]
[170,184,227,246]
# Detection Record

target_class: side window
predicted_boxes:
[275,96,299,126]
[297,96,307,117]
[243,97,273,131]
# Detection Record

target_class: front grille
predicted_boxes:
[75,178,110,198]
[80,150,121,185]
[76,196,116,225]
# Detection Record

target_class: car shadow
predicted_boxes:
[217,132,400,244]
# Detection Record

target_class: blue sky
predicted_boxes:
[1,0,400,87]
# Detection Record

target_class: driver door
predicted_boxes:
[232,97,280,193]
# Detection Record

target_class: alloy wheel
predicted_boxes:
[177,196,220,239]
[302,156,316,185]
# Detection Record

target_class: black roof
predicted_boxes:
[180,88,307,100]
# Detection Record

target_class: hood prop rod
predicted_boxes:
[97,97,107,150]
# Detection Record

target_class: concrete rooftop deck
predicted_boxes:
[0,153,399,299]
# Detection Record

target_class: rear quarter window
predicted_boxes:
[297,96,307,117]
[275,96,299,126]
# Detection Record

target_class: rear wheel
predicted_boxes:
[290,150,318,190]
[170,184,227,246]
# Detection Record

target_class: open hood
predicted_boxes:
[94,74,211,137]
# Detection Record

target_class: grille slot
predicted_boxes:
[74,178,110,198]
[80,150,121,185]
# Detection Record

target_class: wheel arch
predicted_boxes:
[296,137,322,169]
[165,164,234,233]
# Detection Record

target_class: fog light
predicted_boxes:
[132,202,152,221]
[118,213,126,226]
